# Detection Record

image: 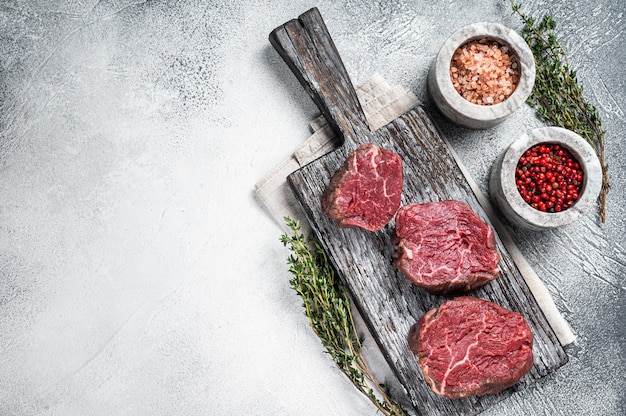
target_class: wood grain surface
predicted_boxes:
[270,8,568,416]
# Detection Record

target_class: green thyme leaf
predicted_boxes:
[281,217,408,416]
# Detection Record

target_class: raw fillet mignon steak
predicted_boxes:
[392,200,500,294]
[408,296,534,398]
[321,143,403,231]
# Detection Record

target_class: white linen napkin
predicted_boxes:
[255,73,575,347]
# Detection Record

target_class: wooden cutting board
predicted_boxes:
[270,8,567,416]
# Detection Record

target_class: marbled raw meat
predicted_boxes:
[322,143,403,231]
[408,296,534,398]
[392,200,499,294]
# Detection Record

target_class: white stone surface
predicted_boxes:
[0,1,624,415]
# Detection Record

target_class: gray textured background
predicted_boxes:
[1,1,624,415]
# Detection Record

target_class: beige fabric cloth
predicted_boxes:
[255,73,575,346]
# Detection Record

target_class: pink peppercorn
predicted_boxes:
[515,143,584,213]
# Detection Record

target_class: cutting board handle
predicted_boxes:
[269,8,372,146]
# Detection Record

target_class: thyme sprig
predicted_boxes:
[509,1,610,222]
[280,217,407,416]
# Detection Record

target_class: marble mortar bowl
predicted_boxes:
[428,22,535,129]
[489,127,602,230]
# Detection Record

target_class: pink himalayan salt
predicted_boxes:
[450,39,520,105]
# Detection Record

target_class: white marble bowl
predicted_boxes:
[428,22,535,129]
[489,127,602,230]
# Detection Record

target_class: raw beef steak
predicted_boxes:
[408,296,534,398]
[321,143,403,231]
[392,200,499,294]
